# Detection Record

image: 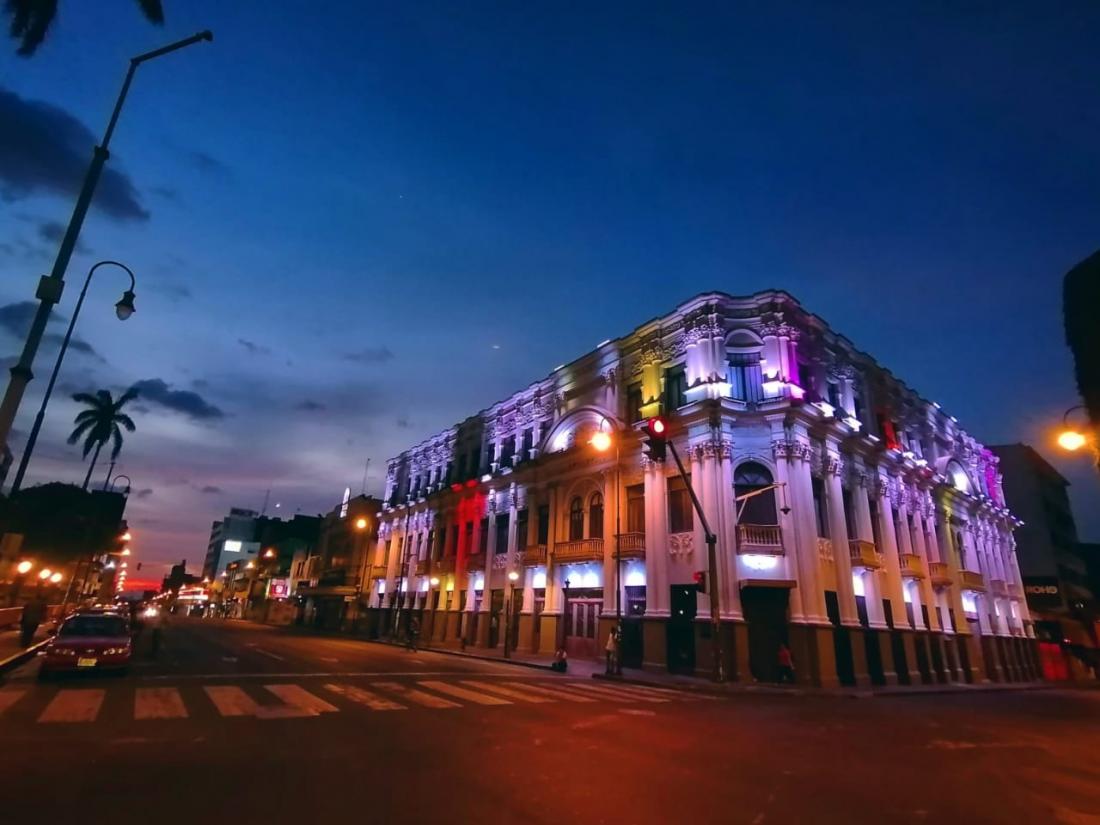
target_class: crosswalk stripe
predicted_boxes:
[503,681,597,702]
[265,684,338,714]
[39,689,105,723]
[418,680,512,706]
[0,690,26,717]
[204,686,259,717]
[135,688,188,720]
[374,681,460,708]
[561,681,666,703]
[459,680,553,703]
[578,682,675,702]
[323,683,406,711]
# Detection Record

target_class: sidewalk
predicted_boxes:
[0,624,53,675]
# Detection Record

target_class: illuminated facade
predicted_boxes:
[371,291,1039,687]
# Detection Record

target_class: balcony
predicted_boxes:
[465,553,486,572]
[369,564,388,579]
[435,557,455,575]
[1007,582,1021,600]
[817,537,834,564]
[929,562,952,589]
[519,545,547,566]
[616,532,646,559]
[414,558,429,576]
[554,538,604,563]
[990,579,1007,598]
[899,553,925,579]
[738,524,783,556]
[848,539,882,570]
[959,569,986,592]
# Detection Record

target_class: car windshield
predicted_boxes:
[59,615,129,638]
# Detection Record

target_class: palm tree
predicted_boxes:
[67,387,138,491]
[5,0,164,56]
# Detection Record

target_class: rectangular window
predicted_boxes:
[495,514,509,554]
[499,439,514,466]
[463,522,473,555]
[728,353,763,403]
[521,428,533,457]
[626,484,645,534]
[869,498,883,550]
[444,462,453,485]
[668,475,694,534]
[479,517,489,554]
[626,383,644,422]
[812,477,829,538]
[827,381,841,409]
[842,489,856,540]
[449,524,459,557]
[537,505,550,544]
[516,509,529,552]
[664,367,688,411]
[457,454,467,480]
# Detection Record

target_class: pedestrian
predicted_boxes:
[20,594,48,648]
[145,605,165,657]
[551,647,569,673]
[776,642,795,684]
[407,615,420,652]
[605,628,619,674]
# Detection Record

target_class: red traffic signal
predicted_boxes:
[692,570,707,593]
[644,416,668,461]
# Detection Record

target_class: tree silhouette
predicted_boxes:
[1063,249,1100,449]
[5,0,164,56]
[67,387,138,491]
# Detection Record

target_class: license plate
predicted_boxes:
[77,658,97,668]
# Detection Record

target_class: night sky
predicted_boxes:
[1,2,1098,587]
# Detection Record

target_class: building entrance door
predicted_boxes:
[564,594,601,659]
[741,585,790,682]
[667,585,697,674]
[488,589,504,648]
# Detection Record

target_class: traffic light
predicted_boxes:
[693,571,707,593]
[643,416,668,462]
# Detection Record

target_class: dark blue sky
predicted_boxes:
[1,2,1098,582]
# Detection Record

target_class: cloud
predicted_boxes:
[237,338,270,356]
[189,150,230,177]
[135,488,154,499]
[150,186,180,202]
[131,378,225,420]
[0,301,57,337]
[295,399,326,412]
[396,416,411,428]
[199,485,223,495]
[43,332,102,362]
[342,346,394,364]
[0,87,149,221]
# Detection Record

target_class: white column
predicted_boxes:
[875,475,906,626]
[851,471,886,629]
[773,434,827,624]
[823,448,858,626]
[643,458,669,616]
[602,468,618,614]
[712,439,742,620]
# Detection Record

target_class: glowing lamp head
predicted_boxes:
[590,430,612,452]
[429,577,440,586]
[38,568,52,580]
[49,572,62,584]
[120,532,132,542]
[1058,429,1088,452]
[121,548,131,556]
[508,570,520,582]
[263,548,276,558]
[246,561,256,569]
[355,517,368,530]
[115,289,136,321]
[16,560,32,575]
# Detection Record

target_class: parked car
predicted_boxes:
[39,611,132,678]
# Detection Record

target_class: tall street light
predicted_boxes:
[11,261,137,494]
[0,31,212,477]
[590,420,623,674]
[1057,405,1093,454]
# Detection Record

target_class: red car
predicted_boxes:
[40,611,132,678]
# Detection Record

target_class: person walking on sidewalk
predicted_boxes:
[776,642,795,684]
[605,627,619,675]
[20,594,48,648]
[406,615,420,652]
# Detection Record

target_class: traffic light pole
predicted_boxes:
[665,440,724,683]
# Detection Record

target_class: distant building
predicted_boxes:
[202,508,261,580]
[991,444,1098,678]
[374,290,1038,688]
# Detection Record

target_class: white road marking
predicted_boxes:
[579,682,674,702]
[264,684,338,714]
[0,690,26,716]
[418,681,512,706]
[134,687,188,720]
[502,681,597,702]
[374,681,460,708]
[458,680,553,703]
[204,686,259,717]
[559,682,665,703]
[252,649,286,662]
[141,670,533,681]
[39,689,105,723]
[324,683,406,711]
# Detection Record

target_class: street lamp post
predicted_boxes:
[503,569,520,658]
[10,261,138,494]
[0,32,212,472]
[590,421,624,675]
[428,576,440,647]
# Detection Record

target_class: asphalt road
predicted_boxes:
[1,617,1098,825]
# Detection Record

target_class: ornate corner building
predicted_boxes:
[369,290,1039,687]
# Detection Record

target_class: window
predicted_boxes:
[521,428,533,457]
[812,477,829,538]
[842,489,856,540]
[668,475,693,533]
[869,498,883,551]
[589,492,604,539]
[626,383,644,422]
[516,509,529,552]
[537,505,550,544]
[569,496,584,541]
[479,517,489,554]
[827,381,841,410]
[499,439,514,466]
[664,367,688,411]
[457,454,467,481]
[495,514,509,553]
[444,462,453,485]
[469,448,480,478]
[463,522,473,555]
[734,462,777,524]
[626,484,645,534]
[728,353,764,403]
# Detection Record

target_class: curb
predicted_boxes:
[0,639,48,676]
[592,671,814,698]
[362,637,556,671]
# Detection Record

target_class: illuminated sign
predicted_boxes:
[224,540,242,553]
[268,578,290,598]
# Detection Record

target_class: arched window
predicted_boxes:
[589,492,604,539]
[734,462,778,525]
[946,461,971,494]
[569,496,584,541]
[727,329,765,403]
